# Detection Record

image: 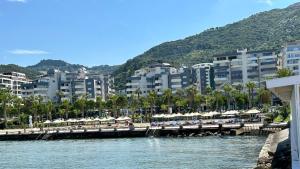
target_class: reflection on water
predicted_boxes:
[0,136,266,169]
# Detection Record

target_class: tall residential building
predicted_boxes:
[126,63,173,97]
[169,67,195,94]
[213,49,277,90]
[60,78,102,102]
[59,68,108,102]
[0,72,29,97]
[282,40,300,75]
[192,63,214,94]
[126,63,196,97]
[21,69,61,102]
[87,73,115,100]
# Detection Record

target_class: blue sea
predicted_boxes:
[0,136,266,169]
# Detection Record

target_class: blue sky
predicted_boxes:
[0,0,298,67]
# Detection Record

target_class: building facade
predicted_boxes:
[126,63,173,97]
[20,68,112,103]
[192,63,214,94]
[0,72,29,97]
[213,49,278,90]
[21,69,61,102]
[126,63,198,97]
[282,40,300,75]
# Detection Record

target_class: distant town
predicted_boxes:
[1,40,299,103]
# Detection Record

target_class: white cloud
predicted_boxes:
[8,49,49,55]
[257,0,277,6]
[6,0,27,3]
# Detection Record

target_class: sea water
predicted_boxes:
[0,136,266,169]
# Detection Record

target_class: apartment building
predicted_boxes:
[126,63,197,97]
[0,72,29,97]
[21,69,61,102]
[192,63,214,94]
[282,40,300,75]
[169,67,195,94]
[87,73,115,100]
[213,49,277,90]
[59,68,108,102]
[126,63,173,97]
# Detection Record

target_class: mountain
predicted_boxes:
[27,59,86,72]
[27,59,120,75]
[89,65,120,75]
[113,3,300,90]
[0,59,119,80]
[0,64,41,80]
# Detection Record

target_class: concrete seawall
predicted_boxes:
[255,129,290,169]
[0,123,284,141]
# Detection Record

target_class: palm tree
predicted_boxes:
[74,96,86,118]
[162,89,173,113]
[96,96,104,117]
[257,88,271,107]
[0,89,14,128]
[13,96,23,125]
[46,101,54,120]
[246,81,256,108]
[212,90,224,111]
[277,68,293,77]
[116,95,128,117]
[223,84,233,110]
[186,86,198,112]
[61,100,71,119]
[147,90,157,116]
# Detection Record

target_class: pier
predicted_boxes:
[0,123,286,141]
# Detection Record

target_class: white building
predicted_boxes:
[283,40,300,75]
[21,69,61,102]
[126,63,196,97]
[213,49,278,89]
[126,63,172,97]
[0,72,29,97]
[192,63,214,94]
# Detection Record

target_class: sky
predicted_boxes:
[0,0,298,67]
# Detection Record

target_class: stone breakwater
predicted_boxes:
[255,129,291,169]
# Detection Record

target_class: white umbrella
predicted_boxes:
[53,119,65,124]
[66,119,77,123]
[43,120,52,124]
[223,110,240,115]
[245,109,260,114]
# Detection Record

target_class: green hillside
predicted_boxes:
[113,3,300,90]
[0,64,41,80]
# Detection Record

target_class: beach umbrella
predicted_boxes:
[53,119,65,124]
[43,120,52,124]
[245,109,260,114]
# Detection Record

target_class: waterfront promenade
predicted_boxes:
[0,122,285,141]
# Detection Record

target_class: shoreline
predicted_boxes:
[0,123,284,141]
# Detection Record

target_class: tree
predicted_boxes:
[61,100,71,119]
[246,81,256,108]
[223,84,233,110]
[147,91,157,116]
[74,97,86,118]
[96,96,105,117]
[0,89,14,128]
[277,68,292,78]
[116,95,128,117]
[186,86,198,112]
[257,88,271,106]
[13,96,23,125]
[162,89,173,113]
[212,90,225,111]
[46,101,54,120]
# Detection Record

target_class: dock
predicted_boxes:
[0,123,287,141]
